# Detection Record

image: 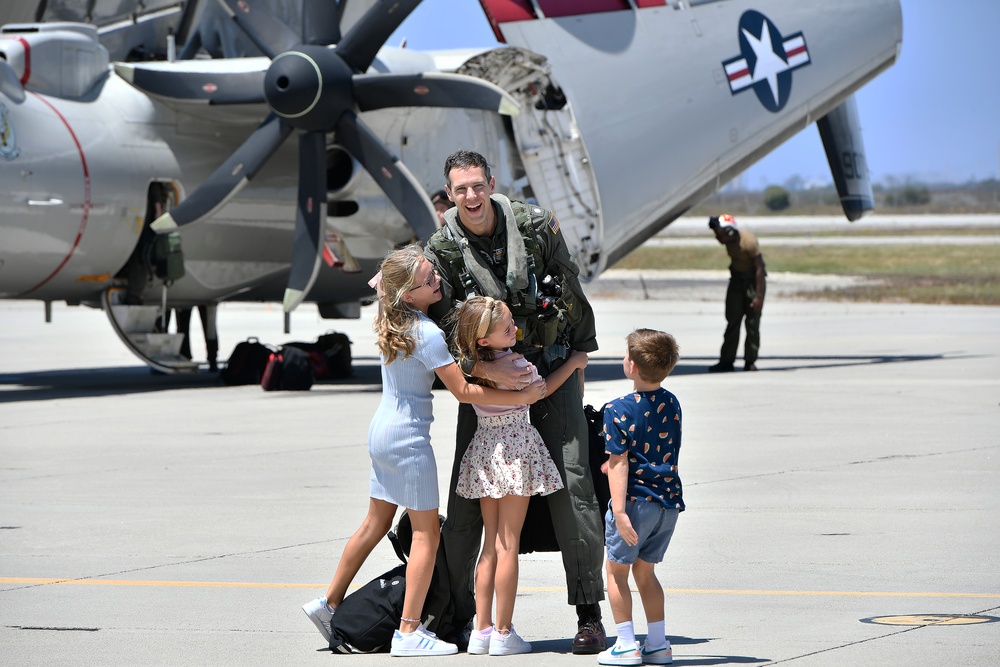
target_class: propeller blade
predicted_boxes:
[282,132,327,313]
[335,0,422,72]
[115,62,266,105]
[151,115,292,233]
[302,0,341,45]
[217,0,302,59]
[335,110,438,242]
[354,72,520,115]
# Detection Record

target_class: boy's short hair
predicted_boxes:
[626,329,680,383]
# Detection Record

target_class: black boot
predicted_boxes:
[572,603,607,654]
[206,338,219,373]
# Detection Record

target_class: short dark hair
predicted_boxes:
[626,329,680,383]
[443,150,492,185]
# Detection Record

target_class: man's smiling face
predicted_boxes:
[446,165,496,236]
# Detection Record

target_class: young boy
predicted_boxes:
[597,329,684,666]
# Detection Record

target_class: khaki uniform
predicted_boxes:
[721,229,764,366]
[424,194,604,618]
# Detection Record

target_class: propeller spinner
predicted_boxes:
[146,0,518,312]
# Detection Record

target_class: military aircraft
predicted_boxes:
[0,0,902,373]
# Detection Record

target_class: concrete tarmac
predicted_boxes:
[2,282,999,666]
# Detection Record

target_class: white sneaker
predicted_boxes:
[390,624,459,657]
[467,626,493,655]
[489,626,531,656]
[597,641,641,666]
[301,597,334,642]
[641,641,673,664]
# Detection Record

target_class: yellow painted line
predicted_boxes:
[658,589,1000,598]
[3,578,998,598]
[1,578,315,589]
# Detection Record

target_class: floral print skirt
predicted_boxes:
[456,412,565,499]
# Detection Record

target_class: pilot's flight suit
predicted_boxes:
[424,194,604,626]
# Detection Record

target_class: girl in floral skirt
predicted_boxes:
[450,296,588,655]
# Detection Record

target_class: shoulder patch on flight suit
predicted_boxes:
[548,215,560,234]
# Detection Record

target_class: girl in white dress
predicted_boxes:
[303,246,547,657]
[450,296,589,656]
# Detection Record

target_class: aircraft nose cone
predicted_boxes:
[265,51,322,119]
[263,46,352,132]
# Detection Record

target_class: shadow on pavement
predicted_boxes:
[582,353,953,381]
[526,635,767,664]
[0,357,386,404]
[0,352,965,403]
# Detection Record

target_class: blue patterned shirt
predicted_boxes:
[602,388,684,511]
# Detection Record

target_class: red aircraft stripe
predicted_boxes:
[728,67,750,82]
[479,0,536,41]
[537,0,630,17]
[786,44,807,58]
[0,36,32,85]
[17,36,30,85]
[21,92,92,296]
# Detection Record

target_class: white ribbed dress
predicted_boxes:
[368,313,454,511]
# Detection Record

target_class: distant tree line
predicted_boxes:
[694,177,1000,216]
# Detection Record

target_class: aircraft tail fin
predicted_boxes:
[818,96,874,222]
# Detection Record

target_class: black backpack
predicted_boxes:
[585,403,612,524]
[284,331,353,381]
[260,346,314,391]
[519,404,612,554]
[328,563,407,653]
[327,513,472,654]
[220,337,272,385]
[317,331,353,379]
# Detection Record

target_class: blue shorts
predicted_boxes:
[605,499,679,565]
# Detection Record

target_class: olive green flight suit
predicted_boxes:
[424,194,604,621]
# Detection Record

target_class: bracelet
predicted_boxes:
[401,616,421,624]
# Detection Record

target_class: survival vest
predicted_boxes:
[428,200,582,364]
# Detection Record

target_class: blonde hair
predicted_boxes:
[373,244,425,364]
[626,328,680,383]
[447,296,509,386]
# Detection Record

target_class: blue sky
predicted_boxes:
[391,0,1000,187]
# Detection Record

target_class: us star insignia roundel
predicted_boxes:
[722,10,811,113]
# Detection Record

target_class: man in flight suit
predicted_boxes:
[424,150,607,653]
[708,214,766,372]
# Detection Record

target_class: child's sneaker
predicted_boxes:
[488,626,532,656]
[390,624,459,657]
[467,626,493,655]
[641,640,673,664]
[301,597,334,642]
[597,641,641,666]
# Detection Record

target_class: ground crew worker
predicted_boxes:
[424,150,607,654]
[431,189,450,228]
[708,214,766,372]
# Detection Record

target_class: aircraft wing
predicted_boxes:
[477,0,902,267]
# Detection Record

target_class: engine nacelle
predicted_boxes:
[0,22,109,99]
